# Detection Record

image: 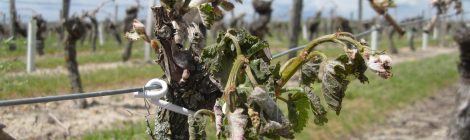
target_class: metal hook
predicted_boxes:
[134,78,195,116]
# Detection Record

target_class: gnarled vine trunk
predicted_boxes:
[8,0,17,51]
[88,16,99,52]
[448,27,470,140]
[151,7,222,139]
[34,15,47,56]
[288,0,302,58]
[387,27,398,54]
[306,11,322,41]
[249,0,272,39]
[122,6,139,62]
[64,17,87,108]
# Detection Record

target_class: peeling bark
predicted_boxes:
[152,6,222,139]
[448,26,470,140]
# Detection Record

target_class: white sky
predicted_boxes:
[0,0,469,22]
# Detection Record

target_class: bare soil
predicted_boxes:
[0,46,458,139]
[345,85,457,140]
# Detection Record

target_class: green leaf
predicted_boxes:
[287,93,310,133]
[321,60,350,115]
[229,29,269,57]
[188,114,208,140]
[198,3,222,28]
[201,32,235,86]
[286,91,310,133]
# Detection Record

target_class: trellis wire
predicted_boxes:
[0,86,160,107]
[271,12,464,59]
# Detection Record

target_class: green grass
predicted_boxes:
[0,64,162,99]
[79,53,459,140]
[0,34,145,73]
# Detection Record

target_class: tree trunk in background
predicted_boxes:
[61,0,70,21]
[288,0,302,58]
[122,41,133,61]
[408,27,416,51]
[306,11,322,41]
[34,15,47,56]
[89,16,98,52]
[8,0,17,51]
[106,20,122,45]
[122,6,138,62]
[64,17,87,108]
[448,27,470,140]
[249,0,272,39]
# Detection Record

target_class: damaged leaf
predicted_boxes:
[300,59,322,86]
[286,91,310,133]
[321,60,350,115]
[304,87,328,125]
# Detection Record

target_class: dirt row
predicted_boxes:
[345,85,457,140]
[0,46,458,139]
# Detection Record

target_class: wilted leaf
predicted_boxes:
[337,54,369,83]
[321,60,350,115]
[229,108,248,140]
[249,59,271,84]
[265,63,281,97]
[201,29,271,86]
[300,59,322,86]
[304,87,328,125]
[286,91,310,133]
[229,29,269,57]
[249,87,286,123]
[201,32,234,85]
